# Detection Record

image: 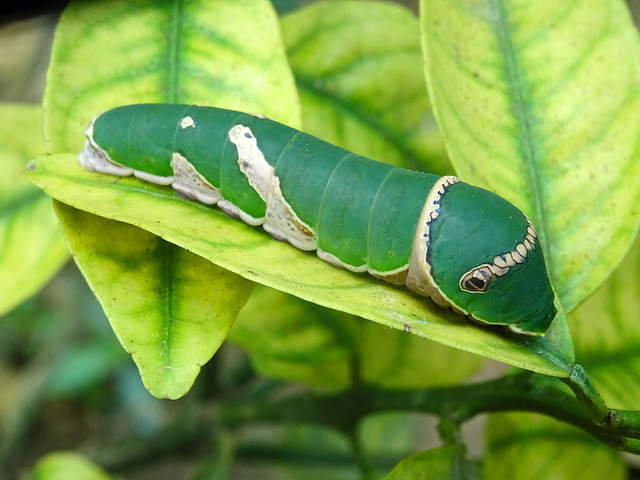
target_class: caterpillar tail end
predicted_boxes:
[78,115,133,176]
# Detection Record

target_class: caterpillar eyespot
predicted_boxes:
[79,104,557,336]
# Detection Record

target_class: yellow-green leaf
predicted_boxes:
[44,0,300,154]
[0,103,67,316]
[282,0,449,174]
[384,446,480,480]
[485,413,627,480]
[26,154,574,378]
[53,201,253,399]
[570,235,640,410]
[41,0,299,397]
[231,286,485,390]
[421,0,640,311]
[29,451,112,480]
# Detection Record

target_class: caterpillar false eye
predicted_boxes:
[79,104,557,335]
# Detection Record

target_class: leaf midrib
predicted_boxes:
[166,0,185,103]
[160,239,176,367]
[489,0,548,252]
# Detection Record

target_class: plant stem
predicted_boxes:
[218,370,640,453]
[95,369,640,474]
[560,364,608,424]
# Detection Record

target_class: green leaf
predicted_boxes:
[421,0,640,311]
[383,446,480,480]
[282,0,450,174]
[230,286,485,389]
[44,0,300,154]
[26,154,574,378]
[41,0,299,397]
[570,235,640,410]
[29,451,112,480]
[0,102,68,316]
[230,286,353,389]
[485,413,627,480]
[53,201,253,399]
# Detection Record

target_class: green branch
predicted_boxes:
[218,370,640,454]
[95,368,640,474]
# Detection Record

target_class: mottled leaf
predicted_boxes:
[0,103,67,316]
[570,235,640,410]
[421,0,640,311]
[231,286,485,389]
[29,451,112,480]
[384,445,480,480]
[485,413,626,480]
[53,202,253,399]
[45,0,299,154]
[282,0,449,174]
[41,0,298,397]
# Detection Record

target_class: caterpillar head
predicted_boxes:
[407,176,556,335]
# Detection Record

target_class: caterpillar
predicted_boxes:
[79,104,557,335]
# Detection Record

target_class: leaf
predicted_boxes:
[53,201,253,399]
[569,234,640,410]
[29,451,112,480]
[230,286,485,390]
[44,0,300,154]
[230,286,353,389]
[485,413,627,480]
[282,0,450,174]
[383,446,481,480]
[26,154,574,378]
[421,0,640,311]
[41,0,299,397]
[0,102,68,317]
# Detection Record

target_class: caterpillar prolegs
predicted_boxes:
[79,104,557,335]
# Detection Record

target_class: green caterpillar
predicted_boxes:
[79,104,557,335]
